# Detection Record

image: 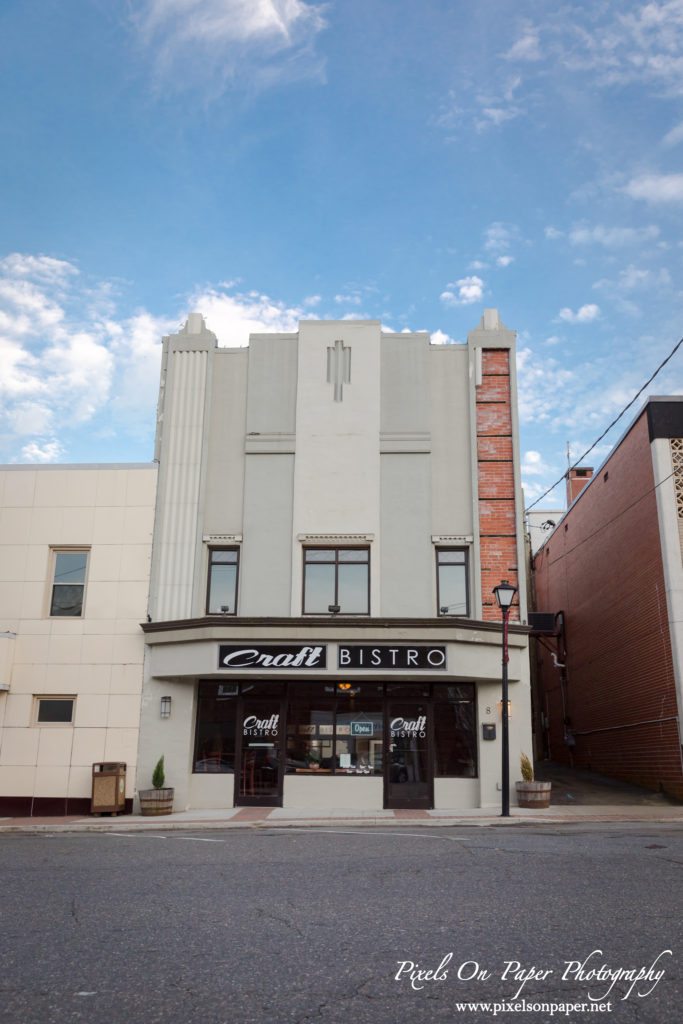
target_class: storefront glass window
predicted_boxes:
[336,683,383,774]
[193,682,237,772]
[287,700,334,772]
[433,683,477,777]
[285,682,383,775]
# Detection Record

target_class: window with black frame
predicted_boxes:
[206,548,239,614]
[433,683,477,777]
[285,682,383,773]
[303,547,370,614]
[436,547,469,616]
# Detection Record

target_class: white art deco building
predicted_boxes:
[137,311,532,813]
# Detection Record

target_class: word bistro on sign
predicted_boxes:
[338,645,447,670]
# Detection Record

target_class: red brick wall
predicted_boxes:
[476,348,519,622]
[533,412,683,798]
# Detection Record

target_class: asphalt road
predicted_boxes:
[1,823,681,1024]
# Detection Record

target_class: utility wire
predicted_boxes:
[524,333,683,513]
[538,468,675,570]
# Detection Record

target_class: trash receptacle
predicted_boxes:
[91,762,127,815]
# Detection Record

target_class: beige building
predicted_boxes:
[0,464,156,814]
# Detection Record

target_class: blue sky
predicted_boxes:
[1,0,682,508]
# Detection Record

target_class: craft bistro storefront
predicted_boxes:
[139,624,532,812]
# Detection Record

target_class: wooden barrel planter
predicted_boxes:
[139,788,175,816]
[515,781,552,809]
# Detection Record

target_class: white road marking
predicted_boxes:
[265,828,472,841]
[106,833,168,839]
[182,837,226,843]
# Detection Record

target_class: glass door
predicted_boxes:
[384,700,432,809]
[235,698,284,806]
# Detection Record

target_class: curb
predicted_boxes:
[2,810,683,834]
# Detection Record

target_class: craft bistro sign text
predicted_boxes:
[218,644,447,671]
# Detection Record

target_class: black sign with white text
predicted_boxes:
[218,644,327,669]
[338,645,447,670]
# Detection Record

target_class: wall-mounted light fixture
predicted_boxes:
[160,695,172,719]
[499,700,512,718]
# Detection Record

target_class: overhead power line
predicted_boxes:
[524,333,683,513]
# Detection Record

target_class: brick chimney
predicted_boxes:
[566,466,593,507]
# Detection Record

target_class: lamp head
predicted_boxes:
[493,579,517,611]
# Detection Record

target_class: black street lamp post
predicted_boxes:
[493,579,517,817]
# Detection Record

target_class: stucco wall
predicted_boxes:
[0,465,156,811]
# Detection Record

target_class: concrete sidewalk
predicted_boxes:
[2,764,680,833]
[2,802,683,833]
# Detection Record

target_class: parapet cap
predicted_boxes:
[181,313,211,335]
[480,309,507,331]
[467,308,515,349]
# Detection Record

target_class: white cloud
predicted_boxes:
[431,329,455,345]
[0,254,319,461]
[615,265,671,290]
[662,121,683,147]
[437,2,683,140]
[623,173,683,202]
[131,0,327,93]
[505,33,542,62]
[484,223,513,253]
[557,304,601,324]
[440,276,484,306]
[483,223,518,267]
[521,450,547,475]
[545,226,563,240]
[516,346,576,426]
[334,293,362,306]
[476,105,520,130]
[19,439,65,463]
[0,253,78,283]
[568,223,660,246]
[186,284,306,343]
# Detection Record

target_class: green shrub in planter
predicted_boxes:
[152,755,166,790]
[139,755,174,816]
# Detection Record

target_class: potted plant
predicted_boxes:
[138,756,175,815]
[515,753,552,808]
[304,745,321,770]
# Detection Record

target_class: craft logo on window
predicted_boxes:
[390,716,427,738]
[350,721,374,737]
[243,714,279,737]
[338,646,446,670]
[219,645,327,669]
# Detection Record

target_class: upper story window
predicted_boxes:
[436,548,469,617]
[50,549,89,617]
[207,548,240,614]
[303,547,370,615]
